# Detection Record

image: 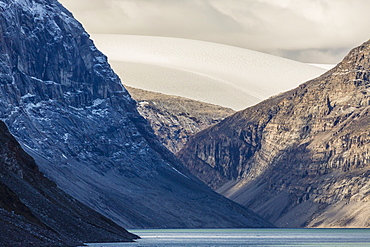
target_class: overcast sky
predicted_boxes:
[59,0,370,64]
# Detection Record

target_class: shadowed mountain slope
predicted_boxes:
[179,39,370,228]
[0,0,273,229]
[0,121,137,246]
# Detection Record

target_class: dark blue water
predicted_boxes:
[86,228,370,247]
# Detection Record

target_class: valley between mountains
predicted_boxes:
[126,39,370,228]
[127,87,235,154]
[1,0,370,245]
[0,0,274,245]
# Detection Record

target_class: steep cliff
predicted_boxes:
[0,121,137,246]
[179,39,370,227]
[127,87,235,154]
[0,0,273,228]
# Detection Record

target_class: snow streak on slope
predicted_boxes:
[309,63,336,70]
[91,35,327,110]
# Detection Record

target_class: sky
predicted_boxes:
[59,0,370,64]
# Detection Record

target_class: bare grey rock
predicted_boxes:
[127,87,235,154]
[0,0,273,229]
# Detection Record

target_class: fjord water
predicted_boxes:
[87,228,370,246]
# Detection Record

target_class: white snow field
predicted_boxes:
[91,34,328,110]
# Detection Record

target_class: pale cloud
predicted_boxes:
[272,48,352,64]
[59,0,370,63]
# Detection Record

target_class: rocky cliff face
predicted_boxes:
[179,39,370,227]
[0,121,137,246]
[0,0,273,228]
[127,87,235,154]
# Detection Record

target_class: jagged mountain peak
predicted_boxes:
[338,39,370,68]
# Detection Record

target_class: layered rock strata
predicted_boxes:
[179,39,370,227]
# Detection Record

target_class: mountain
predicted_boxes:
[0,0,273,228]
[127,87,235,154]
[179,39,370,228]
[0,121,137,246]
[91,34,327,110]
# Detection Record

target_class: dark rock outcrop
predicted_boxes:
[0,0,273,228]
[179,39,370,227]
[127,87,235,154]
[0,121,137,246]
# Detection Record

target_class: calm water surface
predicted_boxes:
[86,228,370,247]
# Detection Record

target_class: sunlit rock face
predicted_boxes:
[179,39,370,228]
[0,0,274,229]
